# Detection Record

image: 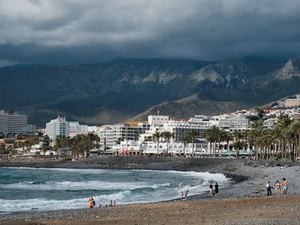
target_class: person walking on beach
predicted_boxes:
[185,190,189,200]
[282,178,289,197]
[215,182,219,195]
[209,183,213,195]
[266,181,272,196]
[88,196,94,208]
[181,191,184,199]
[275,180,281,197]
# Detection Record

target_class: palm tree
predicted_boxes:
[232,141,244,158]
[217,129,227,152]
[153,131,161,156]
[241,130,250,151]
[144,136,152,142]
[43,134,50,150]
[289,120,300,161]
[181,135,190,157]
[263,128,275,160]
[275,115,293,161]
[249,120,265,160]
[161,131,174,156]
[272,126,282,159]
[232,130,243,157]
[204,135,215,154]
[212,126,222,153]
[87,132,100,150]
[187,129,199,156]
[70,134,90,158]
[222,131,233,151]
[204,126,221,154]
[55,135,71,157]
[134,133,140,141]
[115,137,124,144]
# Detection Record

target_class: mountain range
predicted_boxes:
[1,56,300,127]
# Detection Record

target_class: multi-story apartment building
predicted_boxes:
[69,121,88,137]
[172,115,218,142]
[148,115,169,126]
[94,122,150,149]
[96,125,123,149]
[0,110,36,137]
[218,115,249,131]
[45,115,69,143]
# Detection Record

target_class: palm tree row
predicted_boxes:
[54,132,100,157]
[203,115,300,161]
[152,129,201,157]
[152,131,175,156]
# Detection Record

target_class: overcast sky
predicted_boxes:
[0,0,300,66]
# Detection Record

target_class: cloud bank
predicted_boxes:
[0,0,299,65]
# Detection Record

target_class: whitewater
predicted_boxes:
[0,167,230,214]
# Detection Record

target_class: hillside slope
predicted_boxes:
[0,57,298,127]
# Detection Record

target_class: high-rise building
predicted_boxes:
[0,110,36,137]
[46,115,69,143]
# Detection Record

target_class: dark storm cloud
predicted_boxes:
[0,0,300,66]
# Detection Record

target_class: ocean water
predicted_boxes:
[0,167,230,214]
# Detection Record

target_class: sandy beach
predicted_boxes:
[1,156,300,225]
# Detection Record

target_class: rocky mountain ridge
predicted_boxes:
[0,57,299,127]
[274,56,300,80]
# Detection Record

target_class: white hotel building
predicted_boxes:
[46,115,69,143]
[69,121,88,137]
[46,115,92,144]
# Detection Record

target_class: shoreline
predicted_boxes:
[1,157,299,225]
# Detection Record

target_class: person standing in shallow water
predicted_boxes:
[266,181,272,196]
[209,183,213,195]
[88,196,94,208]
[185,190,189,200]
[181,191,184,199]
[214,182,219,195]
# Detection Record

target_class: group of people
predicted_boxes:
[88,196,116,208]
[181,190,189,200]
[109,200,116,206]
[180,182,219,201]
[209,182,219,196]
[267,178,289,197]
